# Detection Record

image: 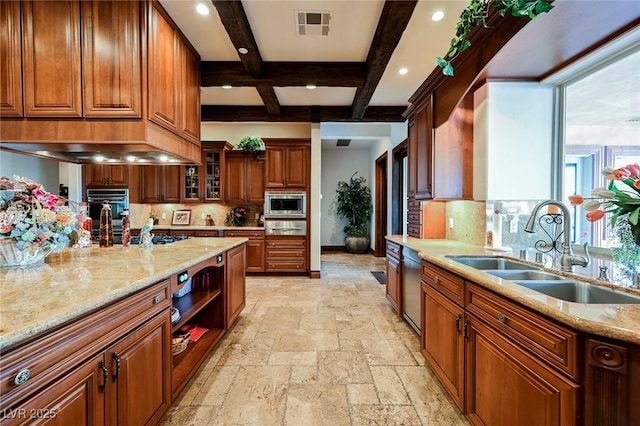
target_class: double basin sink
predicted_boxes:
[447,256,640,304]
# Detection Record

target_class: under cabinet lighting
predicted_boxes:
[126,155,136,162]
[159,155,169,162]
[196,4,209,16]
[94,155,105,162]
[431,10,444,21]
[222,85,232,90]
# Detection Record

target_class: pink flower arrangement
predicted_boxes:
[569,163,640,244]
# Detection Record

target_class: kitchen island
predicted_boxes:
[386,235,640,425]
[0,237,247,425]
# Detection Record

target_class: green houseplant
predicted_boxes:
[335,172,373,254]
[236,136,264,156]
[436,0,553,76]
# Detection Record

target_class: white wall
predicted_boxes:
[0,151,60,194]
[320,149,371,246]
[201,122,311,146]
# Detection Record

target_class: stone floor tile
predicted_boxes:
[268,351,317,366]
[216,339,273,366]
[347,383,380,405]
[284,384,350,426]
[272,329,339,352]
[318,351,373,384]
[191,366,239,406]
[349,405,422,426]
[370,366,411,405]
[361,338,419,366]
[299,312,337,330]
[159,405,218,426]
[290,365,320,384]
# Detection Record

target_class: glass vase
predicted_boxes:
[0,239,52,268]
[610,215,640,285]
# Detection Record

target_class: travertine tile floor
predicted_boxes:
[161,253,469,426]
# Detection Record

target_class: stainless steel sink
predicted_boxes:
[486,270,565,281]
[514,280,640,304]
[446,256,539,271]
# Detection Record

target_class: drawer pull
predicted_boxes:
[112,352,121,381]
[498,313,507,323]
[434,276,439,284]
[99,361,108,393]
[455,314,461,334]
[463,319,470,341]
[153,295,161,304]
[13,369,30,386]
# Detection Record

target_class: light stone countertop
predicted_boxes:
[0,237,248,352]
[386,235,640,345]
[149,225,264,232]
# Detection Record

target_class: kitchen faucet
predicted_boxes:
[524,200,590,272]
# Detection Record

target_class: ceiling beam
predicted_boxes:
[211,1,263,75]
[256,86,281,115]
[351,0,418,119]
[201,62,366,87]
[201,106,407,122]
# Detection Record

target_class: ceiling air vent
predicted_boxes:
[336,139,351,147]
[296,10,332,36]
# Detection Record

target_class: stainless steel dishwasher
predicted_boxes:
[402,248,421,335]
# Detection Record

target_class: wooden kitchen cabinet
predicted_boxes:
[182,141,229,203]
[407,98,433,200]
[84,164,129,188]
[225,244,247,327]
[385,241,402,314]
[224,230,265,273]
[225,152,265,205]
[22,0,82,117]
[0,280,172,426]
[263,140,310,189]
[140,165,181,203]
[148,1,200,144]
[81,0,142,118]
[0,1,23,117]
[265,236,307,272]
[421,282,465,408]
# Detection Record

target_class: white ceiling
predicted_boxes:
[159,0,469,108]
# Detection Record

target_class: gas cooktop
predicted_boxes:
[93,235,189,245]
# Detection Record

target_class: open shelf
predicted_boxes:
[171,288,222,332]
[172,326,224,396]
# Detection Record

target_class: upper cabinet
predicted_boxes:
[84,164,129,188]
[406,97,434,200]
[140,165,181,203]
[182,141,230,203]
[0,1,23,117]
[81,0,142,117]
[148,1,200,144]
[22,0,82,117]
[472,82,553,200]
[225,152,265,205]
[264,139,310,189]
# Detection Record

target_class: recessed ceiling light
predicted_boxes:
[126,155,136,162]
[159,155,168,162]
[238,47,249,55]
[431,10,445,21]
[398,67,408,75]
[306,84,317,90]
[222,85,232,90]
[196,4,209,16]
[94,155,105,162]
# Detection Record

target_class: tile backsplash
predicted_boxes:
[129,203,263,228]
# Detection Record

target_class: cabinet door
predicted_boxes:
[246,158,265,204]
[407,120,417,197]
[224,155,246,204]
[284,146,308,187]
[140,166,163,202]
[415,100,433,200]
[466,315,579,426]
[265,146,286,187]
[22,0,82,117]
[2,353,107,426]
[108,165,129,187]
[148,2,180,132]
[422,283,465,409]
[386,256,401,314]
[226,244,246,327]
[180,40,200,144]
[246,239,265,272]
[108,312,171,426]
[162,165,181,203]
[81,0,141,118]
[84,165,129,188]
[182,165,202,202]
[128,165,141,203]
[203,148,223,202]
[0,1,22,117]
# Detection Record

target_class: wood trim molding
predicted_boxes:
[309,271,321,279]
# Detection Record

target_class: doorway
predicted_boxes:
[392,140,408,236]
[374,152,388,257]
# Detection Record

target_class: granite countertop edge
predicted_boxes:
[0,237,248,352]
[386,235,640,346]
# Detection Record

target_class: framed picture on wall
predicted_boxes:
[171,210,191,226]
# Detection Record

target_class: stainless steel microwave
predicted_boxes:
[264,191,306,218]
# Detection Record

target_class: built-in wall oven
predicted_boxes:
[86,189,129,240]
[264,191,307,218]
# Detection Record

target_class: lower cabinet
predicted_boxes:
[385,241,402,314]
[226,244,246,327]
[224,230,265,272]
[265,236,307,272]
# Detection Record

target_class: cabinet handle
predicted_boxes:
[13,369,30,386]
[463,319,469,341]
[99,361,108,393]
[455,314,461,334]
[153,295,161,304]
[498,313,507,323]
[112,352,121,381]
[433,276,439,285]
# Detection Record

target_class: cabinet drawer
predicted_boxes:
[266,239,305,249]
[0,280,170,407]
[421,262,465,306]
[194,230,219,237]
[386,242,401,260]
[266,249,305,259]
[224,230,264,239]
[408,212,422,223]
[466,282,579,380]
[407,226,421,238]
[266,260,306,271]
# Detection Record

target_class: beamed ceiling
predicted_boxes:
[159,0,471,123]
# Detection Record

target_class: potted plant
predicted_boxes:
[236,136,264,157]
[334,172,373,254]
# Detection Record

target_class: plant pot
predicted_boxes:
[345,236,370,254]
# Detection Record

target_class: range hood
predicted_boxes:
[0,119,202,165]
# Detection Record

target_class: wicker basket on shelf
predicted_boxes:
[172,332,190,355]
